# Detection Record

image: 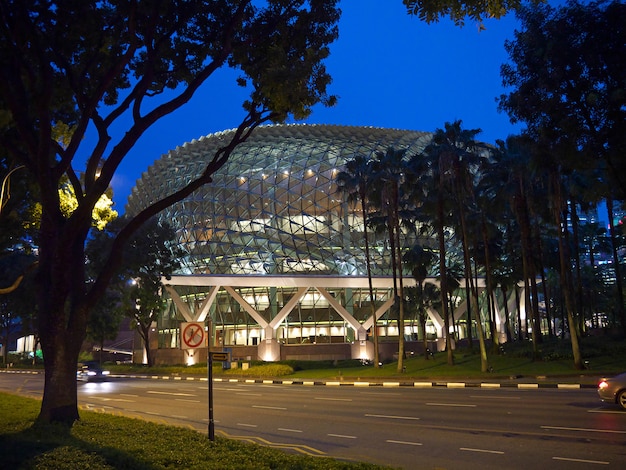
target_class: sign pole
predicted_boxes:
[208,317,215,441]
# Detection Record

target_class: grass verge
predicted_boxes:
[0,393,389,470]
[101,336,625,383]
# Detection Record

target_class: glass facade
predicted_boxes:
[126,124,432,277]
[126,125,440,360]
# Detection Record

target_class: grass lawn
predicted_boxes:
[104,335,625,384]
[0,393,389,470]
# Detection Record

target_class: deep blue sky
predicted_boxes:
[108,1,523,211]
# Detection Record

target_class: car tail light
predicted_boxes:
[598,379,609,389]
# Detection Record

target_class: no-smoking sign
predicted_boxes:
[181,322,206,349]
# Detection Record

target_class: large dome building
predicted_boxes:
[127,125,432,277]
[125,125,485,365]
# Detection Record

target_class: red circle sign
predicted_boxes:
[182,322,205,349]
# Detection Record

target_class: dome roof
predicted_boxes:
[126,124,432,276]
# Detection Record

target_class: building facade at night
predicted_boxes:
[126,124,500,365]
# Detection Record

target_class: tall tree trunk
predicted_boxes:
[360,197,380,367]
[37,212,90,425]
[606,199,626,335]
[501,285,513,342]
[515,286,523,341]
[552,173,583,369]
[570,201,585,335]
[437,191,454,365]
[394,213,406,373]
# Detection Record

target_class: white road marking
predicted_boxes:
[552,457,609,465]
[365,413,420,421]
[237,423,257,428]
[328,433,357,439]
[175,398,200,403]
[588,409,624,414]
[460,447,504,455]
[426,402,477,407]
[314,397,352,401]
[278,428,303,433]
[541,425,626,435]
[147,390,196,397]
[386,440,422,446]
[470,395,521,400]
[93,397,135,402]
[252,405,287,410]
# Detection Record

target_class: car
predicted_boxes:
[597,372,626,410]
[77,361,110,382]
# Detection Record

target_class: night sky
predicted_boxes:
[97,1,524,211]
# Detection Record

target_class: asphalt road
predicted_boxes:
[1,371,625,469]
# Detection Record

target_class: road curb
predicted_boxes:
[100,372,598,389]
[0,369,598,389]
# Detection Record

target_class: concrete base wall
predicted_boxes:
[144,339,441,365]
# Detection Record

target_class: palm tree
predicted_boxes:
[495,135,545,357]
[419,121,490,368]
[531,137,584,370]
[336,155,380,367]
[369,147,411,373]
[418,130,456,365]
[403,244,436,359]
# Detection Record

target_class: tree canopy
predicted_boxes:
[403,0,538,25]
[0,0,341,425]
[499,0,626,198]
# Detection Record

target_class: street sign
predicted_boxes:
[210,352,229,361]
[181,322,205,349]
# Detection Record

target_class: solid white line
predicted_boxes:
[94,397,135,403]
[470,395,521,400]
[386,440,422,446]
[315,397,352,402]
[552,457,609,465]
[252,405,287,410]
[426,403,477,408]
[365,413,420,420]
[460,447,504,455]
[278,428,303,433]
[147,390,196,397]
[588,409,624,414]
[328,433,357,439]
[541,425,626,435]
